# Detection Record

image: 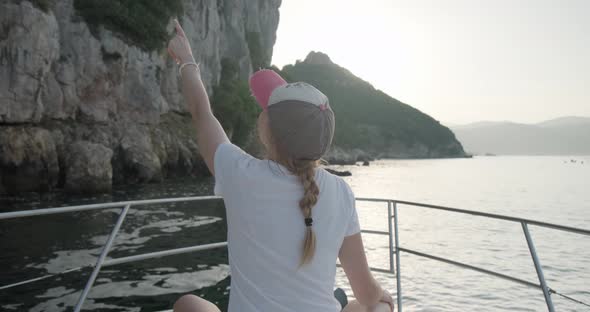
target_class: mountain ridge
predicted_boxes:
[452,116,590,129]
[450,116,590,155]
[279,51,467,162]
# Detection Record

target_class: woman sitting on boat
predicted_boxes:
[167,20,394,312]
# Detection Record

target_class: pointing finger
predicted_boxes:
[174,19,186,38]
[167,47,179,64]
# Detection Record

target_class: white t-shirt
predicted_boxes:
[214,143,360,312]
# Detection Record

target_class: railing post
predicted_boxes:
[393,201,402,312]
[387,201,395,274]
[521,222,555,312]
[74,204,131,312]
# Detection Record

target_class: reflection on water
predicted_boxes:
[1,156,589,311]
[339,155,590,311]
[29,265,230,312]
[1,178,230,312]
[25,214,221,274]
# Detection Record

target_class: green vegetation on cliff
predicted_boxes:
[11,0,52,12]
[20,0,51,12]
[74,0,183,50]
[211,59,261,147]
[246,31,267,70]
[280,52,465,157]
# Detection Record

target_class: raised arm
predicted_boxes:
[339,233,394,311]
[167,19,229,176]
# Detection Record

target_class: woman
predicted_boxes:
[168,20,394,312]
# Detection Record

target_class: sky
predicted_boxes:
[271,0,590,125]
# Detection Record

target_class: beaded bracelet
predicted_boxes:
[178,61,200,76]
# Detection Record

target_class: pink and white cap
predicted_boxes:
[249,69,288,110]
[249,69,330,110]
[249,69,335,160]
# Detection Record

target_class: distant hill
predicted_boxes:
[278,52,466,160]
[451,117,590,155]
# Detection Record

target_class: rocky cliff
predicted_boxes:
[0,0,281,194]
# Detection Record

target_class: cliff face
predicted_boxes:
[0,0,281,194]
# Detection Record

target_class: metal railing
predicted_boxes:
[1,196,589,311]
[356,198,590,312]
[0,196,226,312]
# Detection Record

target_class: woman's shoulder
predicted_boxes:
[214,143,269,188]
[216,142,265,170]
[317,168,356,218]
[317,167,353,194]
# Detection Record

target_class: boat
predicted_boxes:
[1,196,589,312]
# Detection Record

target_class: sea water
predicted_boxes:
[1,155,588,311]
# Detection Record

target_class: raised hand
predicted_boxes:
[167,20,229,177]
[167,19,194,64]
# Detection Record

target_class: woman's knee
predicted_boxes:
[174,294,199,312]
[173,294,220,312]
[371,302,393,312]
[341,300,393,312]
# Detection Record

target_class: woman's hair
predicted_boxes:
[282,158,319,266]
[260,85,335,266]
[263,109,325,266]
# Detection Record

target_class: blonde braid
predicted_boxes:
[288,159,319,266]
